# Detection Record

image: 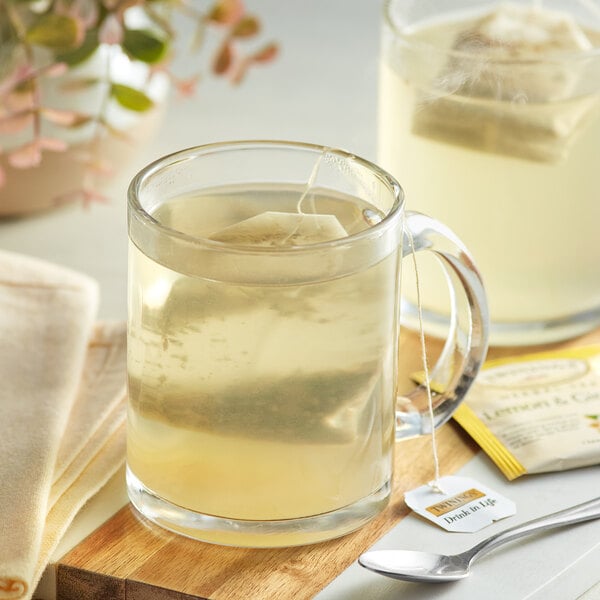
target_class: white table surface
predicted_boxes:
[317,455,600,600]
[2,2,600,598]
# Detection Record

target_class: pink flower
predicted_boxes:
[0,65,35,98]
[41,107,91,127]
[0,110,34,135]
[70,0,100,28]
[210,0,245,25]
[99,14,124,45]
[4,91,36,113]
[39,137,68,152]
[212,41,234,75]
[81,188,109,207]
[173,74,201,98]
[86,157,114,176]
[7,137,67,169]
[44,62,70,79]
[101,0,120,10]
[8,142,43,169]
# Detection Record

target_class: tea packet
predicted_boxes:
[451,346,600,480]
[412,2,600,163]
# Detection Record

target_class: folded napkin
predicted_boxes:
[0,251,127,600]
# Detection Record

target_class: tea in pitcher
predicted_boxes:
[380,1,600,344]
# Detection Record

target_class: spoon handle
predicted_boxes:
[465,496,600,563]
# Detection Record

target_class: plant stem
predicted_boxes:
[4,2,42,142]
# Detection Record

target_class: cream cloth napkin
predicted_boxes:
[0,251,127,600]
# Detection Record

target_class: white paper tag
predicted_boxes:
[404,475,516,533]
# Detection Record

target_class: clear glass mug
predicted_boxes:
[126,141,489,547]
[380,0,600,346]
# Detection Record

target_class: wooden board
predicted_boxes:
[55,327,600,599]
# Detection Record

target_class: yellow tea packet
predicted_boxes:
[414,346,600,480]
[454,346,600,480]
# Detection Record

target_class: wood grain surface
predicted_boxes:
[55,327,600,599]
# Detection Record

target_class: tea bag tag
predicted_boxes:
[405,476,516,533]
[404,232,515,533]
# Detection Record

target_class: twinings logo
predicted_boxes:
[478,359,589,389]
[426,489,485,516]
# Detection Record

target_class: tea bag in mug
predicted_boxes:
[210,211,348,246]
[210,147,350,247]
[131,154,384,446]
[131,216,382,448]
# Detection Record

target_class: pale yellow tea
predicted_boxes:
[127,186,398,538]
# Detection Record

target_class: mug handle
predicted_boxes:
[395,211,490,440]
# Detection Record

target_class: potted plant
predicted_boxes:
[0,0,277,215]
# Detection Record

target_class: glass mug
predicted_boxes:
[126,141,489,547]
[379,0,600,346]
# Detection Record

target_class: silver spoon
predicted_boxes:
[359,496,600,583]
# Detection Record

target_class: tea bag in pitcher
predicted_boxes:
[412,2,600,162]
[453,3,593,101]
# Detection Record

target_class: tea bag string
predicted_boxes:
[279,148,331,246]
[407,229,443,493]
[295,148,331,216]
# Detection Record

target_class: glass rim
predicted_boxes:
[127,140,405,256]
[383,0,600,64]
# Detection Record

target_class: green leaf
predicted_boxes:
[110,84,154,112]
[123,29,167,64]
[56,29,99,66]
[26,14,80,51]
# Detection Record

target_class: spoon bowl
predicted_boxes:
[359,549,470,583]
